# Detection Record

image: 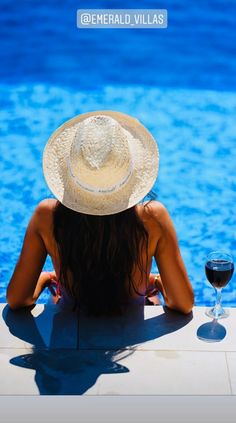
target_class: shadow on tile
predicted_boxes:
[2,303,77,348]
[197,319,227,343]
[77,305,193,349]
[2,304,193,395]
[8,349,135,395]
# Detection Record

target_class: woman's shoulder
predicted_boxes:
[136,200,170,249]
[34,198,57,232]
[137,200,169,224]
[32,199,58,256]
[35,198,57,216]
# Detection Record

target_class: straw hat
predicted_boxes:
[43,110,159,215]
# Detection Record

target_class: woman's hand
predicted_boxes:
[146,273,163,297]
[145,273,162,305]
[36,271,62,304]
[31,271,53,303]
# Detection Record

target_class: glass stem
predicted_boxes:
[215,288,222,311]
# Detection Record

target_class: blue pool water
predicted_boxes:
[1,84,236,305]
[0,1,236,305]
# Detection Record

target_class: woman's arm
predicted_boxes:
[7,202,50,309]
[151,201,194,314]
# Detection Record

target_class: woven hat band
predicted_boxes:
[68,158,133,194]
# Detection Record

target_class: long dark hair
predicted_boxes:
[53,195,155,316]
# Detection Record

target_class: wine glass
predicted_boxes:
[205,251,234,319]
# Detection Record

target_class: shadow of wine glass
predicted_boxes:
[197,319,227,342]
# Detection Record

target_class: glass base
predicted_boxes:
[205,306,229,319]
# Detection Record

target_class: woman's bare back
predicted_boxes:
[39,199,162,302]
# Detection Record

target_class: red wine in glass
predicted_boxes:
[205,251,234,319]
[205,260,234,288]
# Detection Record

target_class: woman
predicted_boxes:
[7,111,194,315]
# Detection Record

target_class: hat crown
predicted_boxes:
[68,115,133,193]
[72,115,126,169]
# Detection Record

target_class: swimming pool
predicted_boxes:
[1,83,236,305]
[1,0,236,305]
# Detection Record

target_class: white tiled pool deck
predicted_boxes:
[0,302,235,395]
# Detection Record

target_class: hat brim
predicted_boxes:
[43,110,159,215]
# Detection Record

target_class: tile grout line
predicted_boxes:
[225,352,233,395]
[75,348,236,354]
[56,342,236,353]
[1,347,236,354]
